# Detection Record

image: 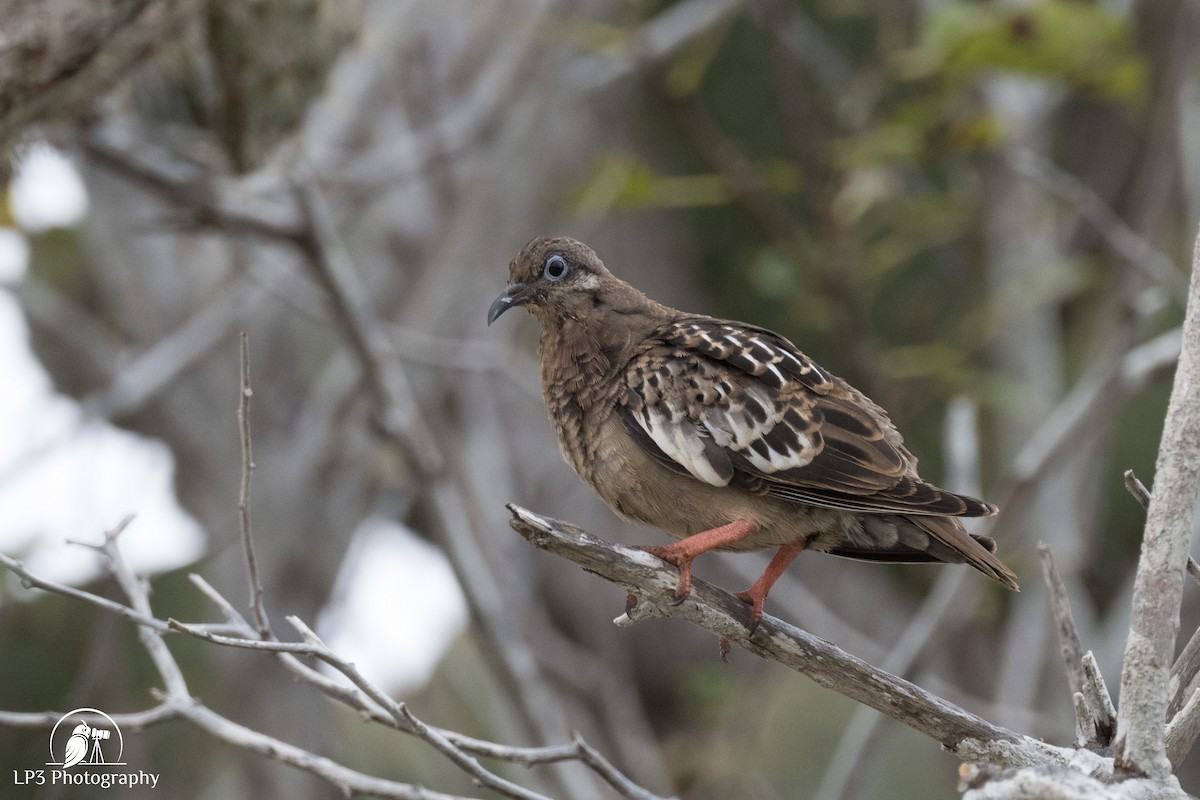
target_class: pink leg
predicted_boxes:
[734,540,806,631]
[641,519,756,602]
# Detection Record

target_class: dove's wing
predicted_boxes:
[621,317,996,517]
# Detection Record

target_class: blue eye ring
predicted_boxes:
[543,254,569,281]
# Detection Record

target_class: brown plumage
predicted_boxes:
[489,236,1018,626]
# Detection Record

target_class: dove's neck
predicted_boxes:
[535,284,670,464]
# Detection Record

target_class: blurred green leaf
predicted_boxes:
[747,247,800,300]
[981,256,1100,339]
[665,19,735,97]
[912,0,1146,100]
[858,190,972,277]
[573,154,800,214]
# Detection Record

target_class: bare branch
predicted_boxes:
[269,633,640,774]
[564,0,748,92]
[0,552,170,633]
[1127,470,1200,591]
[1083,653,1119,727]
[84,277,257,418]
[0,0,183,142]
[1114,230,1200,778]
[185,572,661,786]
[1169,625,1200,726]
[280,618,565,800]
[1125,470,1153,511]
[93,516,191,700]
[1166,690,1200,770]
[7,536,671,800]
[236,333,271,637]
[572,733,675,800]
[995,330,1180,529]
[1082,653,1119,748]
[0,701,182,731]
[1073,692,1098,749]
[176,702,474,800]
[1006,148,1188,303]
[293,178,443,475]
[1039,545,1116,751]
[81,125,306,242]
[168,610,670,800]
[506,504,1069,767]
[1038,545,1094,732]
[959,761,1184,800]
[187,573,249,626]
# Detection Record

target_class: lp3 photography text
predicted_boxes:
[14,769,160,789]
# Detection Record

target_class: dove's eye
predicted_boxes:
[543,254,569,281]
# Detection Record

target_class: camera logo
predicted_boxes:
[48,708,124,768]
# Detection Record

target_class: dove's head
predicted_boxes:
[488,236,627,326]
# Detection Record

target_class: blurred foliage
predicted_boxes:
[914,1,1147,99]
[566,0,1176,632]
[574,0,1153,425]
[132,0,360,172]
[573,154,800,212]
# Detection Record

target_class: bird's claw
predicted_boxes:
[637,544,694,605]
[733,590,765,635]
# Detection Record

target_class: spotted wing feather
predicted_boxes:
[622,344,822,486]
[621,317,997,518]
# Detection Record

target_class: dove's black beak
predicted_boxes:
[487,282,531,325]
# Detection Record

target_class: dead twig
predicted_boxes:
[2,532,674,800]
[1125,470,1152,511]
[506,503,1078,769]
[1006,149,1188,304]
[236,333,271,637]
[293,178,443,475]
[0,551,170,633]
[1113,231,1200,778]
[1038,543,1116,749]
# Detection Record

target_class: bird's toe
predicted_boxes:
[733,589,765,634]
[637,544,694,601]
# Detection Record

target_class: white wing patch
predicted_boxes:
[702,384,816,474]
[628,353,821,486]
[621,319,841,489]
[637,403,730,486]
[743,433,814,473]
